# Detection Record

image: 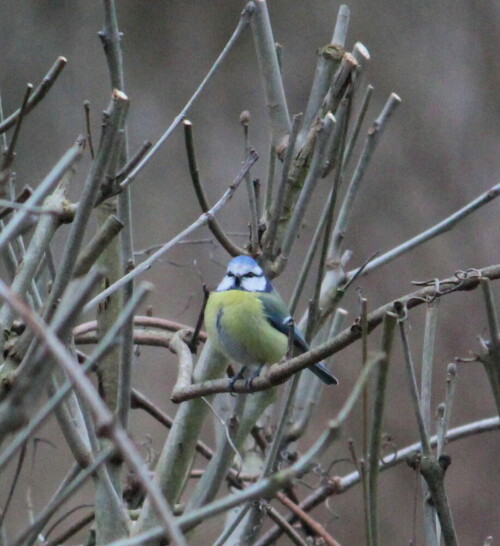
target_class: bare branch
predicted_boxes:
[0,57,67,135]
[85,149,258,311]
[250,0,291,153]
[120,3,254,189]
[183,119,244,257]
[171,265,500,402]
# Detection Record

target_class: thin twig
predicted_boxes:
[307,105,348,334]
[278,113,336,265]
[74,214,124,277]
[263,113,302,259]
[330,93,401,261]
[420,300,441,546]
[183,119,243,257]
[120,3,254,189]
[436,364,457,457]
[275,492,341,546]
[0,443,26,529]
[396,307,432,455]
[188,285,209,353]
[211,502,253,546]
[1,84,33,173]
[342,84,373,169]
[260,416,500,545]
[241,111,259,252]
[262,503,308,546]
[0,279,186,545]
[85,149,258,311]
[116,141,153,183]
[366,313,397,546]
[109,353,381,546]
[479,278,500,415]
[0,137,85,253]
[0,57,67,135]
[348,182,500,280]
[84,101,95,159]
[45,512,95,546]
[298,4,349,148]
[0,186,32,220]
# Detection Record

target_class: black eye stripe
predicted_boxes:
[245,271,263,278]
[226,270,262,279]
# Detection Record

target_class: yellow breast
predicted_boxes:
[204,290,287,366]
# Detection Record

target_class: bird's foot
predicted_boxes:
[245,364,265,393]
[228,366,247,395]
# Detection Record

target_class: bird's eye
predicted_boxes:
[227,272,234,277]
[245,272,256,278]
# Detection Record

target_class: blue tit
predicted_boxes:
[204,255,338,388]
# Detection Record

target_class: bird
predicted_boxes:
[204,255,338,389]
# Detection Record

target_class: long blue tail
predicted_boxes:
[309,361,338,385]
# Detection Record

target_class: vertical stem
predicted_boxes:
[263,113,302,260]
[242,116,259,252]
[437,363,457,457]
[250,0,291,153]
[367,312,397,546]
[480,279,500,415]
[420,300,440,546]
[421,300,440,434]
[330,93,400,261]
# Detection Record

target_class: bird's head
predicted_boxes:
[216,256,272,293]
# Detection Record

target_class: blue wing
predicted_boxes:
[258,290,338,385]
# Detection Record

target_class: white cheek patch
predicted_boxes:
[216,275,235,291]
[240,276,267,292]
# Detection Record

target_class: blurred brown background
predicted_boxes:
[1,1,499,544]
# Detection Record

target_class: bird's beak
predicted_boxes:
[234,275,241,287]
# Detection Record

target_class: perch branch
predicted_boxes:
[171,265,500,401]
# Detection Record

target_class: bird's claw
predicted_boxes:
[245,364,264,393]
[245,377,255,393]
[228,366,247,395]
